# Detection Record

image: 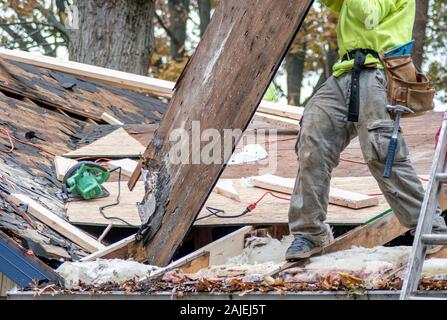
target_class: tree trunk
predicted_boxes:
[285,49,306,105]
[413,0,429,70]
[168,0,190,60]
[198,0,211,37]
[69,0,155,76]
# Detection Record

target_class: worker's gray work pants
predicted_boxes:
[289,69,447,246]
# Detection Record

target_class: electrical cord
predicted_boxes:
[99,166,134,227]
[195,191,292,221]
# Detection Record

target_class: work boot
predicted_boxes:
[285,237,323,261]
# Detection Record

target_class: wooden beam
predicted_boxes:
[257,101,303,120]
[81,234,137,261]
[108,158,138,177]
[254,112,300,130]
[148,226,253,278]
[0,48,174,98]
[132,0,313,266]
[266,211,409,276]
[213,180,241,202]
[8,194,104,253]
[101,112,124,126]
[53,156,77,181]
[250,175,379,209]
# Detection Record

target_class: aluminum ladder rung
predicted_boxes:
[421,234,447,245]
[400,113,447,300]
[436,173,447,183]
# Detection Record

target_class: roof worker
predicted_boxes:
[286,0,447,261]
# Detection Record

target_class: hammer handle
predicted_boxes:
[383,137,398,178]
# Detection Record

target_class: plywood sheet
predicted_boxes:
[64,127,145,158]
[65,182,144,227]
[196,178,390,226]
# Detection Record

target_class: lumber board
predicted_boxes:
[0,48,174,98]
[197,179,389,226]
[148,226,253,278]
[266,211,410,276]
[0,48,303,122]
[66,182,144,227]
[64,127,146,158]
[8,194,104,253]
[254,112,300,130]
[81,234,137,261]
[54,156,78,181]
[101,112,124,126]
[108,158,138,177]
[257,101,304,120]
[213,180,241,202]
[132,0,314,266]
[249,175,379,209]
[0,54,166,123]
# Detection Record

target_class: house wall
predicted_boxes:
[0,273,16,298]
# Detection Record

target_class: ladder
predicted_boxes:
[400,112,447,300]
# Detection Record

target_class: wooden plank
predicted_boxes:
[132,0,313,266]
[148,226,253,278]
[213,180,241,202]
[66,182,144,227]
[64,127,145,158]
[101,112,124,126]
[178,251,211,274]
[53,156,78,181]
[254,112,300,130]
[0,48,174,98]
[8,194,105,253]
[266,211,410,276]
[108,158,138,177]
[0,55,166,123]
[0,48,303,118]
[257,101,303,120]
[197,179,389,226]
[250,175,379,209]
[81,234,137,261]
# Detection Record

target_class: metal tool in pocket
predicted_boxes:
[383,105,415,178]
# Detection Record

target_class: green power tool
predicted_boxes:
[63,162,111,201]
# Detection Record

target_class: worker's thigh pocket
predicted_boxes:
[365,120,409,163]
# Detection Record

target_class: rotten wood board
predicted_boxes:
[131,0,314,267]
[249,174,379,209]
[64,127,146,158]
[0,56,166,123]
[8,194,104,253]
[65,182,145,227]
[196,178,389,226]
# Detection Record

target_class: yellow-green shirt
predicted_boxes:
[323,0,415,77]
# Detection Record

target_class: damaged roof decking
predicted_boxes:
[0,58,166,123]
[0,60,167,264]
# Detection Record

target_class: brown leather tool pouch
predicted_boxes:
[380,54,436,117]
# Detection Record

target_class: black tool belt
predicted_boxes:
[342,49,380,123]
